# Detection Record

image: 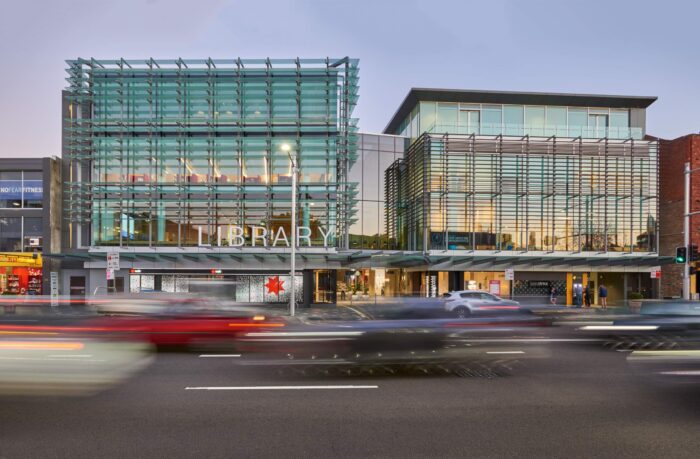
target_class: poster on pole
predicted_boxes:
[489,280,501,296]
[504,269,514,281]
[106,268,115,281]
[107,252,120,271]
[50,272,59,307]
[650,267,661,279]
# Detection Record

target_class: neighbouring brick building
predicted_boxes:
[659,134,700,298]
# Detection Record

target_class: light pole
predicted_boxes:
[282,143,297,316]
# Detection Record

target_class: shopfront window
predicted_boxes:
[0,217,22,251]
[0,172,22,208]
[0,171,43,209]
[23,217,43,252]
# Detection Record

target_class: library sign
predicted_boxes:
[197,225,333,248]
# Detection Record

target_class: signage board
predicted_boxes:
[650,267,661,279]
[0,180,43,200]
[106,268,115,281]
[50,272,59,307]
[107,252,120,270]
[504,269,514,281]
[489,280,501,296]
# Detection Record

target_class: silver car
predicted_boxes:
[443,290,520,318]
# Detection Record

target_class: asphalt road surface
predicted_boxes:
[2,342,700,458]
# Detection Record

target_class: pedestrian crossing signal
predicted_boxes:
[676,246,687,263]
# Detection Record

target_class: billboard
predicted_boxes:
[0,180,43,200]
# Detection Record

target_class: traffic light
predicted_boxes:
[690,245,700,262]
[676,246,688,263]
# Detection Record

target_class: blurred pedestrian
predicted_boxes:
[574,283,583,308]
[584,284,591,308]
[599,284,608,309]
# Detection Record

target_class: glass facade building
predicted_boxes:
[64,58,359,249]
[59,66,666,306]
[386,134,658,253]
[384,89,658,255]
[380,89,661,304]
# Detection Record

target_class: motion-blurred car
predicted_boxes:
[0,335,152,396]
[443,290,520,318]
[83,296,286,350]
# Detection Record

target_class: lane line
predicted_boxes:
[245,332,364,337]
[199,354,241,358]
[185,385,378,391]
[486,351,524,355]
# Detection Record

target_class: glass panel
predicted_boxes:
[419,101,437,133]
[23,217,42,252]
[503,105,524,136]
[437,103,458,131]
[0,217,22,251]
[459,110,480,134]
[546,107,567,136]
[525,106,545,136]
[0,171,22,208]
[588,114,609,138]
[22,171,43,208]
[481,105,502,135]
[568,108,587,137]
[610,110,630,138]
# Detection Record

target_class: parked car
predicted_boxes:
[442,290,520,318]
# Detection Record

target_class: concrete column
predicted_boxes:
[302,269,314,307]
[449,271,464,291]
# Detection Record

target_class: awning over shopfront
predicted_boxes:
[45,249,672,273]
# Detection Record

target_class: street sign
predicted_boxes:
[50,272,59,307]
[107,252,120,271]
[504,269,514,281]
[650,267,661,279]
[106,268,115,281]
[489,280,501,296]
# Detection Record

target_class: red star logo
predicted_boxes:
[265,276,285,296]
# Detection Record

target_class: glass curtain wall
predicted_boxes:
[396,103,640,140]
[386,133,658,253]
[64,58,359,248]
[348,133,407,250]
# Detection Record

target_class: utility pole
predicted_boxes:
[283,143,297,316]
[684,162,690,300]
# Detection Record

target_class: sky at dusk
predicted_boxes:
[0,0,698,158]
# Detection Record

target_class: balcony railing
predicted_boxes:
[426,122,643,140]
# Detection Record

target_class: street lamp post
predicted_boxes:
[282,143,297,316]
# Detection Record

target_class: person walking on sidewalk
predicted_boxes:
[573,283,583,308]
[584,284,592,308]
[599,284,608,309]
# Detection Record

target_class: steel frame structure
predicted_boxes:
[64,57,359,249]
[386,133,659,254]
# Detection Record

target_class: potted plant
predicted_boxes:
[628,292,644,312]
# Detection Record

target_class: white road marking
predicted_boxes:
[185,385,378,391]
[486,351,525,354]
[245,332,364,337]
[463,338,601,343]
[579,325,659,331]
[198,354,241,358]
[554,321,614,326]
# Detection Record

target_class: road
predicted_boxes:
[2,340,700,458]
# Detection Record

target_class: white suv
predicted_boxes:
[442,290,520,318]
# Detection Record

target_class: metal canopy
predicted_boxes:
[49,250,672,271]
